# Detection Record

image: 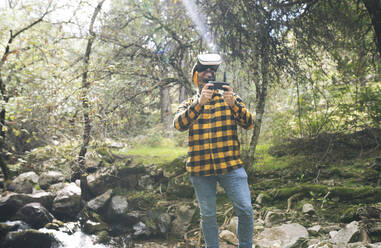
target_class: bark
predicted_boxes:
[361,0,381,58]
[179,84,186,103]
[160,85,172,131]
[74,0,105,181]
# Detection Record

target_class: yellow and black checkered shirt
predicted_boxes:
[173,91,254,176]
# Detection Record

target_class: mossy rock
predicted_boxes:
[127,190,160,210]
[161,155,187,176]
[330,186,381,203]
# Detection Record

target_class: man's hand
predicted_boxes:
[199,83,214,106]
[223,85,235,107]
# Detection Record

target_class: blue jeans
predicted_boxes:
[189,167,253,248]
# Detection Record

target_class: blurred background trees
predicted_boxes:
[0,0,379,179]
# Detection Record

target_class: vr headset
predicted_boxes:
[192,54,229,90]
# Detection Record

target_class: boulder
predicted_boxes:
[87,189,113,213]
[15,203,53,229]
[0,193,33,220]
[107,195,129,221]
[38,171,65,190]
[8,172,39,194]
[255,223,309,248]
[86,166,118,196]
[52,182,81,220]
[2,229,55,248]
[29,191,54,210]
[330,221,360,245]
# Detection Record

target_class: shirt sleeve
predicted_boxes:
[230,94,254,130]
[173,96,204,131]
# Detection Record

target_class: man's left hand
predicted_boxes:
[222,85,235,107]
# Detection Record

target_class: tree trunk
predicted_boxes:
[160,85,172,131]
[179,84,186,103]
[361,0,381,58]
[74,0,105,183]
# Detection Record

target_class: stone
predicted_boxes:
[133,221,151,238]
[308,225,322,236]
[52,182,81,220]
[2,229,55,248]
[264,209,286,227]
[219,230,239,246]
[138,175,154,190]
[8,171,39,194]
[255,223,309,248]
[82,219,109,234]
[86,166,119,196]
[15,202,53,229]
[48,182,69,194]
[330,221,360,245]
[171,204,196,238]
[156,213,171,236]
[29,191,54,210]
[0,193,34,220]
[87,189,113,213]
[107,195,129,221]
[303,203,315,215]
[38,171,65,190]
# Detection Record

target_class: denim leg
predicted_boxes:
[189,175,219,248]
[218,167,253,248]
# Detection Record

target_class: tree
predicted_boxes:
[0,2,53,182]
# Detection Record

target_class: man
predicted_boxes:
[173,54,254,248]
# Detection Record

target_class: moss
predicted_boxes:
[331,186,381,203]
[127,190,161,210]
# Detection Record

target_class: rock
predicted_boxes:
[107,195,129,221]
[52,182,81,220]
[219,230,238,246]
[133,221,151,238]
[264,209,285,227]
[227,216,238,236]
[15,202,53,229]
[2,229,55,248]
[330,221,360,245]
[303,203,315,215]
[8,172,39,194]
[0,193,34,220]
[38,171,65,190]
[48,182,68,194]
[170,204,196,238]
[156,213,171,236]
[87,189,113,213]
[138,175,154,190]
[166,183,194,200]
[83,219,110,234]
[255,223,309,248]
[29,191,54,210]
[86,166,118,196]
[308,225,322,236]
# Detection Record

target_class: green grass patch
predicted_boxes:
[249,144,294,172]
[122,145,187,165]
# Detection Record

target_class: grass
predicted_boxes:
[249,144,294,172]
[122,145,187,165]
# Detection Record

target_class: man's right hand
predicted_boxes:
[199,83,214,106]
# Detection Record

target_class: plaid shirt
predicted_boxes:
[173,90,254,176]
